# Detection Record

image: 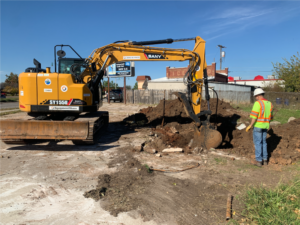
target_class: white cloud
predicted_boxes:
[203,4,300,40]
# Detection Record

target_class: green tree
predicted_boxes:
[272,52,300,92]
[133,82,138,90]
[102,80,119,89]
[5,72,18,88]
[3,72,19,95]
[126,85,132,90]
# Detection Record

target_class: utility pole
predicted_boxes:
[217,45,226,70]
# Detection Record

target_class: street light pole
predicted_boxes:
[217,45,226,70]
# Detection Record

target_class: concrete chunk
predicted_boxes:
[170,127,179,133]
[288,117,296,123]
[270,121,281,126]
[162,148,183,153]
[143,145,157,154]
[131,139,145,152]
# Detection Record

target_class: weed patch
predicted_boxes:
[0,110,21,116]
[214,157,227,165]
[241,179,300,224]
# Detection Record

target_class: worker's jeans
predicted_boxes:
[253,127,268,162]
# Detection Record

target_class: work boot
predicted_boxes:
[251,160,262,167]
[263,160,268,166]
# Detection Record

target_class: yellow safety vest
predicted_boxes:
[250,99,273,129]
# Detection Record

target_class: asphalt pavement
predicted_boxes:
[0,102,19,110]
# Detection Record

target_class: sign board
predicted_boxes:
[106,62,135,77]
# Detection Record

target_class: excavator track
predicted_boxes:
[0,111,108,145]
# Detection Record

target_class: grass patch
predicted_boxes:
[232,103,300,124]
[214,157,227,165]
[0,107,19,111]
[232,103,252,113]
[240,179,300,224]
[143,164,153,173]
[0,110,21,116]
[0,98,18,102]
[273,108,300,124]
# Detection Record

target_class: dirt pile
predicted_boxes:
[139,98,189,123]
[84,154,154,217]
[124,98,236,125]
[124,98,300,165]
[220,118,300,165]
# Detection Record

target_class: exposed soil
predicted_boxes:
[124,98,300,165]
[220,118,300,165]
[84,152,230,224]
[84,154,154,217]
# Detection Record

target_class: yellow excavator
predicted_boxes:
[0,36,222,149]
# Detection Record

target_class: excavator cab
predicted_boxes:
[58,58,85,75]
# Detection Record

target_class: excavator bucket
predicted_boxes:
[193,122,222,150]
[173,92,222,149]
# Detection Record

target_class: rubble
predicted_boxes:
[143,145,157,154]
[270,121,281,126]
[162,148,183,153]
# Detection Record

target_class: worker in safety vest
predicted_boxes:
[246,88,273,167]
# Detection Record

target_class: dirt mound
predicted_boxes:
[84,154,153,217]
[218,118,300,165]
[124,98,300,165]
[139,98,188,123]
[201,98,235,115]
[124,98,235,125]
[84,153,230,224]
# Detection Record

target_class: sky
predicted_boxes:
[1,0,300,88]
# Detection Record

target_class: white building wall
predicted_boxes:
[148,82,186,90]
[228,80,284,87]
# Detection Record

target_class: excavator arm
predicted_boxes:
[81,36,206,117]
[80,36,221,149]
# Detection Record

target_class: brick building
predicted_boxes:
[147,63,229,90]
[166,62,228,82]
[136,76,151,90]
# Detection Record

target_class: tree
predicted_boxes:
[0,82,7,91]
[3,72,19,95]
[272,52,300,92]
[126,85,132,90]
[102,80,119,89]
[5,72,18,88]
[133,82,138,90]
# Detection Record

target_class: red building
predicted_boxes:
[166,62,228,82]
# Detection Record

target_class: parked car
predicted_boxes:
[1,92,6,98]
[109,89,123,102]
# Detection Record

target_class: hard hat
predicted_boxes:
[254,88,265,96]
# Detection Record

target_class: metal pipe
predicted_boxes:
[226,194,232,220]
[131,37,196,46]
[92,55,110,90]
[173,37,196,42]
